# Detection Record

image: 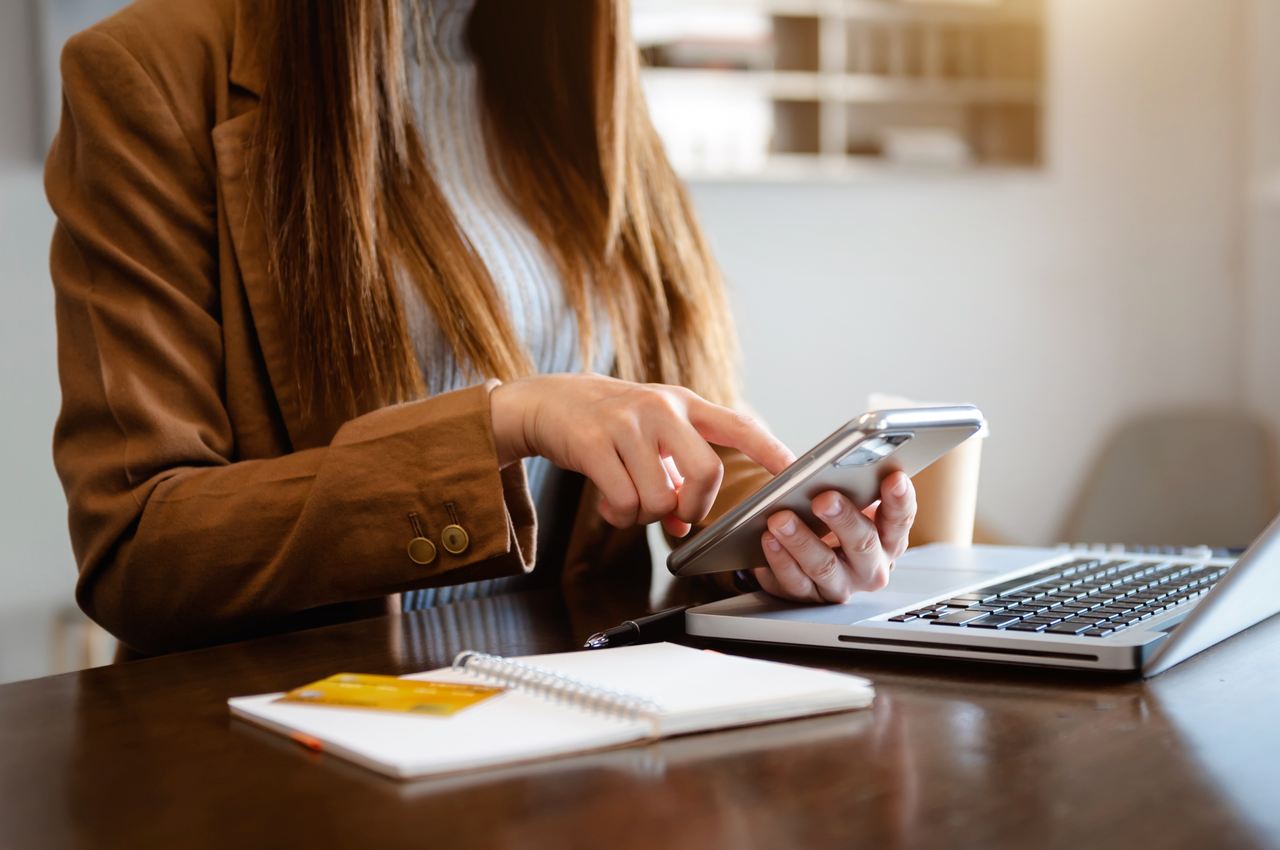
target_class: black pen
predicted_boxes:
[583,605,689,649]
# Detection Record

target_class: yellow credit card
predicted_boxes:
[278,673,503,717]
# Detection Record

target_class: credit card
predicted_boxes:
[278,673,503,716]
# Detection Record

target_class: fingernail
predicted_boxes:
[764,534,782,552]
[778,517,797,536]
[819,495,843,519]
[891,475,909,497]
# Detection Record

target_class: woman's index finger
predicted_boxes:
[687,400,796,475]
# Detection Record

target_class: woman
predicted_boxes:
[45,0,916,656]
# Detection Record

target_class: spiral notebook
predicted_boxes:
[228,643,875,779]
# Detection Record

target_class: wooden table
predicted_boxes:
[2,588,1278,850]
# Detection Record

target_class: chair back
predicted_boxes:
[1059,410,1278,548]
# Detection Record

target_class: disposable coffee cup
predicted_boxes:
[867,394,985,548]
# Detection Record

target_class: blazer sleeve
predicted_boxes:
[45,29,535,654]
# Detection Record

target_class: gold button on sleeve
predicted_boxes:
[407,536,437,565]
[440,524,470,555]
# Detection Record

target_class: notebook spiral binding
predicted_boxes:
[452,650,662,724]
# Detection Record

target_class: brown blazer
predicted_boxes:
[45,0,771,656]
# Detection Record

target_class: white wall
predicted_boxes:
[691,0,1252,545]
[0,0,74,682]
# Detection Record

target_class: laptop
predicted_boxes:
[685,513,1280,676]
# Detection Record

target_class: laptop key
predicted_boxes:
[931,610,991,626]
[1045,621,1093,634]
[981,574,1063,597]
[888,614,918,622]
[1084,627,1115,637]
[1007,622,1049,632]
[968,614,1021,629]
[943,596,989,607]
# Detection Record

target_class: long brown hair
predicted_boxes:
[256,0,737,417]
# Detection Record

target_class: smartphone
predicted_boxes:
[666,405,986,578]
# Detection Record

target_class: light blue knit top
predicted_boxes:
[400,0,612,610]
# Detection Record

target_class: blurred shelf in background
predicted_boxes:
[635,0,1045,180]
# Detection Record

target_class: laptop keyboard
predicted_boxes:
[888,557,1228,637]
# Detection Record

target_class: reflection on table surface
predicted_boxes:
[0,588,1277,850]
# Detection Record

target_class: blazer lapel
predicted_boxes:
[209,3,345,449]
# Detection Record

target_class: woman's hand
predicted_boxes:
[490,374,796,537]
[753,471,916,604]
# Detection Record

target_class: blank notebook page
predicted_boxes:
[229,684,648,779]
[230,642,873,779]
[412,643,875,737]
